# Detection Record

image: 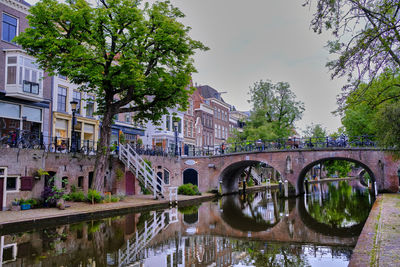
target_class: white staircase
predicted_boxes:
[119,144,164,199]
[118,209,178,266]
[249,168,262,185]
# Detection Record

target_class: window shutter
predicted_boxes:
[20,176,33,191]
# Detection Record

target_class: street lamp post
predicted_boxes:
[173,120,179,156]
[70,100,78,152]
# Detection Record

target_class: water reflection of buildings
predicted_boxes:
[0,185,369,267]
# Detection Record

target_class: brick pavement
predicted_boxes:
[350,194,400,267]
[0,193,215,228]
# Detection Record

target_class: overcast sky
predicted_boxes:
[27,0,345,134]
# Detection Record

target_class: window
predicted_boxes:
[166,116,170,131]
[62,176,68,188]
[58,74,67,80]
[178,120,182,133]
[6,177,17,191]
[6,56,17,84]
[57,86,67,112]
[73,90,81,114]
[86,95,95,117]
[23,80,39,94]
[78,176,84,188]
[125,114,131,123]
[2,13,17,43]
[164,169,170,184]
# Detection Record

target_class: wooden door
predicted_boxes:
[125,171,135,195]
[0,177,4,210]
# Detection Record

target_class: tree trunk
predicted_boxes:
[93,111,113,192]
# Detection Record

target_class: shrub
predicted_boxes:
[87,189,102,204]
[178,183,201,196]
[111,196,119,202]
[63,194,71,201]
[247,178,254,187]
[70,191,86,202]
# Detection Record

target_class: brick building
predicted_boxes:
[0,0,51,146]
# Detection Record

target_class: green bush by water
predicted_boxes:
[178,183,201,196]
[87,189,102,204]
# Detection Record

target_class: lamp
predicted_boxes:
[173,120,179,156]
[70,100,78,152]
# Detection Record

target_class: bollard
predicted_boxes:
[278,180,282,197]
[304,179,309,195]
[243,179,246,194]
[284,180,288,198]
[374,181,378,196]
[367,179,370,188]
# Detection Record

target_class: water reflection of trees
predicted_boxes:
[306,181,371,228]
[221,191,289,232]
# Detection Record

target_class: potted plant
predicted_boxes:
[20,199,31,210]
[34,168,49,180]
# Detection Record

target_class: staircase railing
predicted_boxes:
[118,209,177,266]
[119,143,164,199]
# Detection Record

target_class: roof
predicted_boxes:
[196,85,225,102]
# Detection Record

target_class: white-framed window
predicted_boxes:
[166,116,171,131]
[2,13,18,43]
[57,86,67,112]
[6,176,19,192]
[73,90,81,114]
[164,169,170,184]
[86,95,95,117]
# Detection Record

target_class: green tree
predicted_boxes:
[375,103,400,149]
[303,123,327,138]
[15,0,207,191]
[305,0,400,102]
[341,70,400,151]
[241,80,304,140]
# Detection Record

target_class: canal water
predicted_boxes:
[0,180,374,266]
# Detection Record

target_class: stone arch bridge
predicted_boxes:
[144,148,399,195]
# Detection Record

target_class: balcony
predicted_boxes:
[4,49,45,102]
[5,80,44,102]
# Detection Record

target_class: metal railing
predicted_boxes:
[0,129,97,154]
[0,131,377,158]
[135,135,376,157]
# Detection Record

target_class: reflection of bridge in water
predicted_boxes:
[120,189,362,266]
[119,189,366,266]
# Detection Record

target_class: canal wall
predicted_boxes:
[349,194,400,266]
[0,148,132,210]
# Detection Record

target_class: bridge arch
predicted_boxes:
[297,157,376,194]
[219,160,282,195]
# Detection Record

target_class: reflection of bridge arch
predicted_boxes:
[220,194,282,232]
[297,157,376,194]
[219,160,281,195]
[296,196,365,237]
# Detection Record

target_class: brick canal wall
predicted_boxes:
[0,148,132,210]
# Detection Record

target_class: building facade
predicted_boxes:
[0,0,51,147]
[143,108,184,154]
[51,75,100,151]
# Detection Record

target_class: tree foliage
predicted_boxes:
[341,70,400,150]
[15,0,207,191]
[305,0,400,104]
[303,123,327,138]
[235,80,304,141]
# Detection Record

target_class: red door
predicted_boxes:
[0,177,4,210]
[125,171,135,195]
